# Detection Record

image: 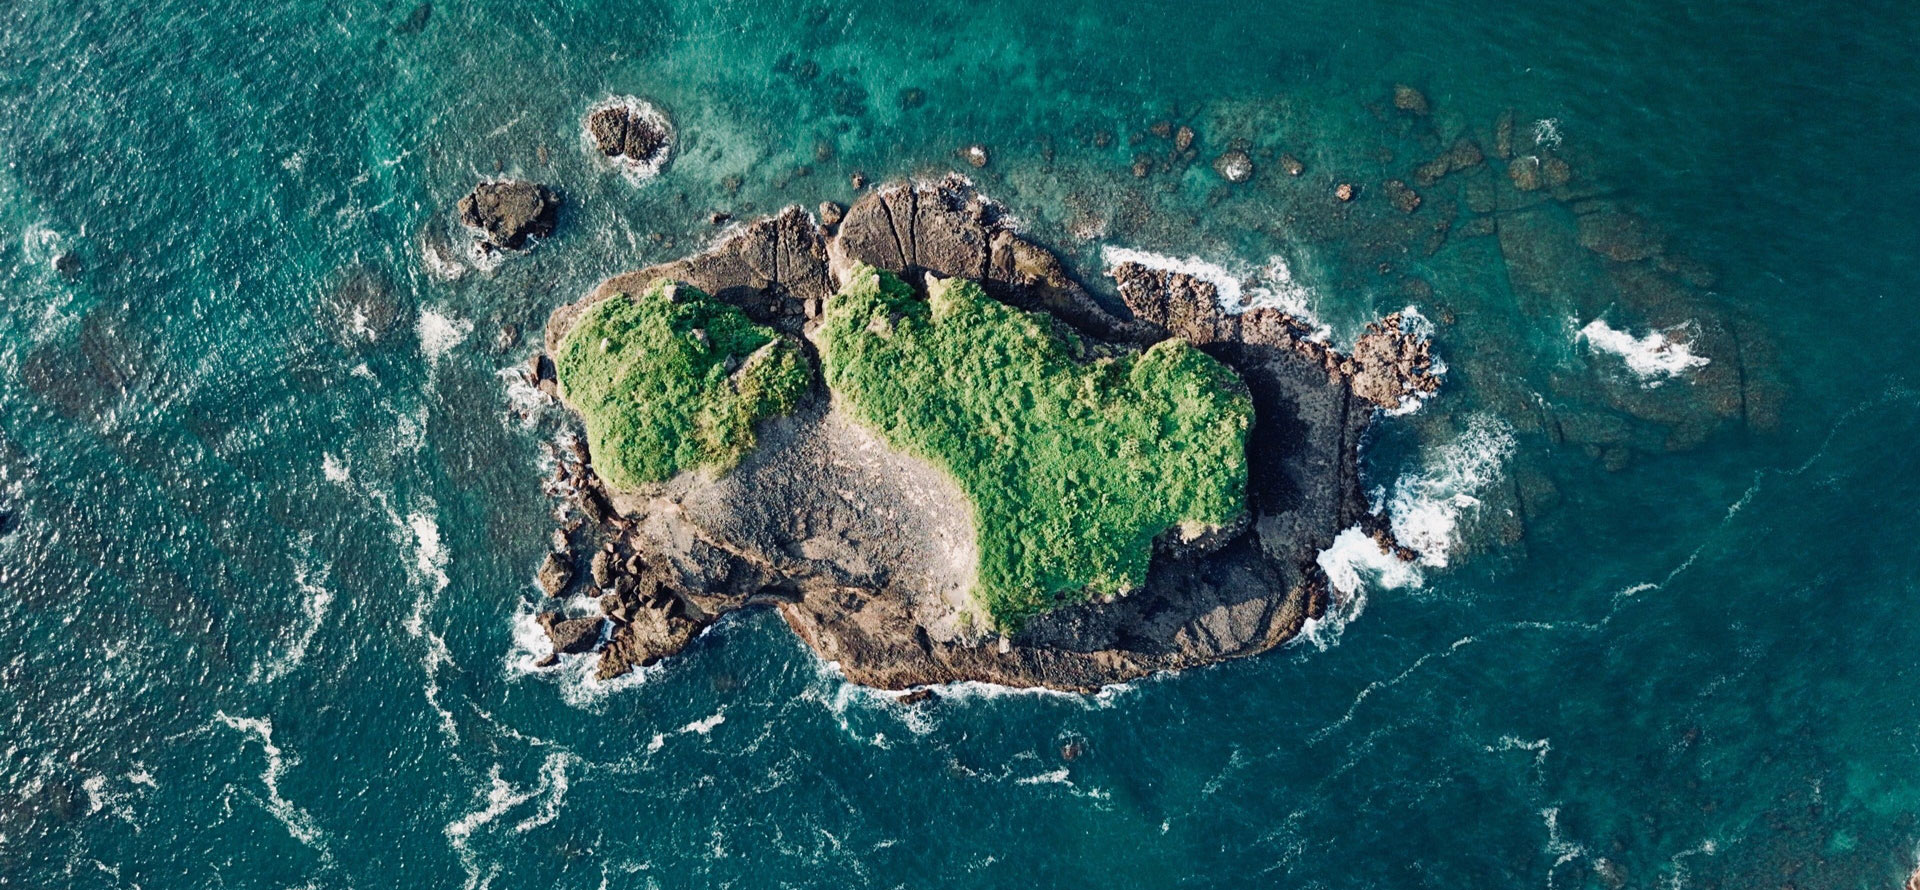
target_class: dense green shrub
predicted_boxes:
[554,281,812,490]
[819,265,1252,630]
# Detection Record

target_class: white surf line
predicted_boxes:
[1308,635,1478,745]
[445,754,576,890]
[213,712,331,859]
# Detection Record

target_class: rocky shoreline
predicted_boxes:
[524,175,1438,693]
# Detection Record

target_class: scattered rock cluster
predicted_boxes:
[525,416,713,677]
[1107,261,1440,412]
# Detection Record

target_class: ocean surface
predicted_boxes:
[3,0,1918,886]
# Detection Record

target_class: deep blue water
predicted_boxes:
[3,0,1919,887]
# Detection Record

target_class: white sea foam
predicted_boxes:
[406,510,450,602]
[681,711,726,735]
[22,222,64,268]
[496,365,549,427]
[1577,318,1710,383]
[1015,768,1071,786]
[1100,246,1332,340]
[1490,735,1555,786]
[1315,526,1419,599]
[1540,805,1586,871]
[1006,765,1108,799]
[466,239,507,274]
[1532,118,1564,149]
[400,507,458,742]
[81,774,140,829]
[1661,838,1721,890]
[255,555,333,683]
[446,753,574,890]
[421,233,468,281]
[214,712,329,855]
[416,308,471,365]
[1307,417,1513,644]
[1387,415,1517,568]
[320,453,350,484]
[511,753,573,834]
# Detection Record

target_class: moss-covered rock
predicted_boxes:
[818,264,1252,630]
[554,281,812,490]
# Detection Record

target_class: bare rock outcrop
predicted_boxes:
[533,175,1436,692]
[539,612,606,654]
[458,180,558,252]
[583,97,673,180]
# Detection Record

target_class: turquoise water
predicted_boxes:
[4,0,1919,886]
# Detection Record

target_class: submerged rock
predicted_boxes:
[1383,179,1422,213]
[1212,150,1254,183]
[1508,157,1542,191]
[458,180,559,251]
[1392,84,1430,115]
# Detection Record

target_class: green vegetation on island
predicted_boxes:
[554,281,812,490]
[818,265,1253,630]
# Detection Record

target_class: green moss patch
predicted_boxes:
[818,265,1252,630]
[554,281,812,490]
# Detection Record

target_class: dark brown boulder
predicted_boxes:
[537,551,572,597]
[590,548,617,588]
[583,98,674,181]
[586,102,669,163]
[458,180,558,251]
[539,612,606,654]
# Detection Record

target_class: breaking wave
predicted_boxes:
[416,307,471,365]
[1386,415,1517,568]
[214,712,330,856]
[1576,318,1709,383]
[1308,416,1516,644]
[1100,246,1331,340]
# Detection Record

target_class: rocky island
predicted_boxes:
[528,175,1437,692]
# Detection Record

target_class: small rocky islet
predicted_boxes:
[458,87,1773,693]
[492,161,1435,691]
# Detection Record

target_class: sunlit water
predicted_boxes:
[3,0,1918,886]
